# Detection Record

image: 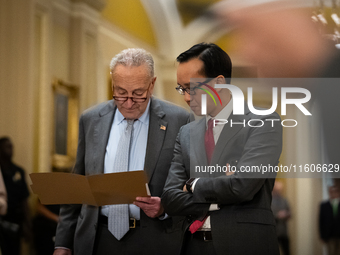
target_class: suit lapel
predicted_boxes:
[92,101,116,175]
[190,118,208,167]
[144,98,167,182]
[211,103,250,165]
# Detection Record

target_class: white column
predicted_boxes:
[69,2,103,112]
[0,0,35,174]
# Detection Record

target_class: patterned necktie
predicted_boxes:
[108,119,134,240]
[189,119,215,233]
[189,216,208,234]
[205,118,215,164]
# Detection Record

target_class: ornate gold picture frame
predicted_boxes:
[52,79,79,172]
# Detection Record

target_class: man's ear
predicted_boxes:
[110,75,115,96]
[215,75,225,93]
[216,75,225,84]
[149,77,157,95]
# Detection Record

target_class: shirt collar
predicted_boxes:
[138,100,150,125]
[206,97,233,127]
[115,99,151,125]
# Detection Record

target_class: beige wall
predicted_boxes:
[0,0,36,174]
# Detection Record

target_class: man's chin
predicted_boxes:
[121,111,139,120]
[190,107,202,116]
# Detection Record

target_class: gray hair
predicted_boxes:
[110,48,154,77]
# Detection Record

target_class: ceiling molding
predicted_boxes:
[71,0,107,11]
[72,2,101,25]
[99,19,160,58]
[141,0,227,60]
[141,0,183,59]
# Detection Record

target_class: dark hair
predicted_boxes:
[0,137,11,155]
[176,43,232,83]
[0,137,10,147]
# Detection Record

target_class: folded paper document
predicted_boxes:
[30,171,150,206]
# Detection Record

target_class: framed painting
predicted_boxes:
[52,79,79,172]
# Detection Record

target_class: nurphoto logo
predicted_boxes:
[197,82,312,128]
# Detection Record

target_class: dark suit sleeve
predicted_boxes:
[319,202,331,242]
[193,113,282,204]
[162,127,210,219]
[54,115,85,250]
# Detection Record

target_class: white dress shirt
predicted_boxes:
[101,101,150,219]
[193,98,233,230]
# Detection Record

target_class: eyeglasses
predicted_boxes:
[113,83,151,103]
[175,84,201,96]
[176,78,217,96]
[112,96,148,103]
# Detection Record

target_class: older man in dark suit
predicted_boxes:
[53,48,189,255]
[162,43,282,255]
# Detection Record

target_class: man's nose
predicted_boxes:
[184,92,191,105]
[124,98,134,108]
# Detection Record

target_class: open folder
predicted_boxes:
[30,171,150,206]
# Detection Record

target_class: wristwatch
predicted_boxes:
[185,178,196,193]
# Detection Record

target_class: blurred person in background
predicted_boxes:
[272,180,291,255]
[0,167,8,254]
[0,168,7,216]
[0,137,31,255]
[215,0,340,167]
[33,202,60,255]
[215,0,335,78]
[319,185,340,255]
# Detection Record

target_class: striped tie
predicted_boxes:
[108,119,134,240]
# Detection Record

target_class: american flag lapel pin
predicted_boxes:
[160,125,166,131]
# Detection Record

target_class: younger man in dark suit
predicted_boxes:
[162,43,282,255]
